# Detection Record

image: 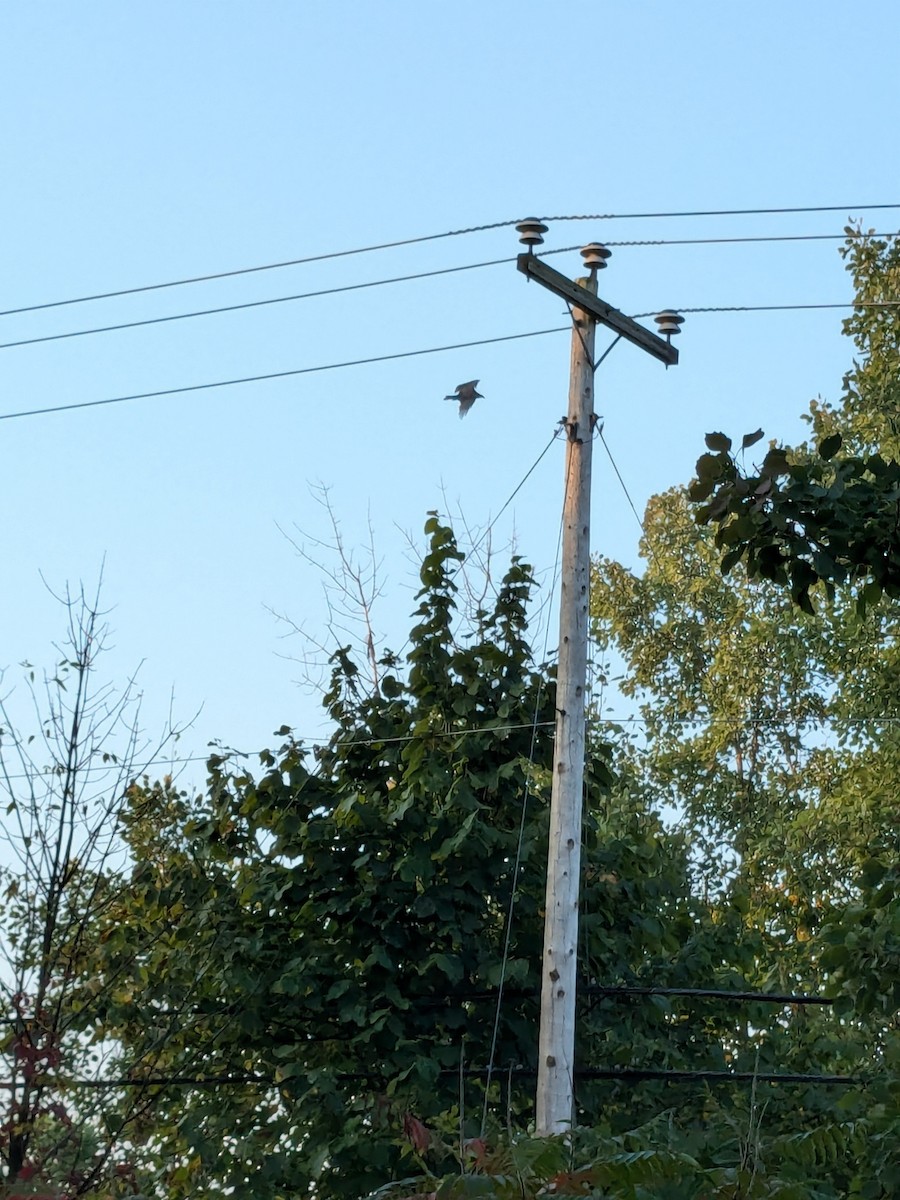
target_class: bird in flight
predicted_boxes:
[444,380,483,419]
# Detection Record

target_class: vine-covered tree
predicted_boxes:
[82,518,742,1200]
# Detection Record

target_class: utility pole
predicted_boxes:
[515,219,682,1136]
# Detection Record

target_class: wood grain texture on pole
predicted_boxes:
[535,273,597,1135]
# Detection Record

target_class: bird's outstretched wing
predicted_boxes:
[444,379,483,418]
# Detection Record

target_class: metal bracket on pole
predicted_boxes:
[516,253,679,367]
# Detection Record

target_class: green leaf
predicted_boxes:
[720,546,745,575]
[741,428,765,450]
[695,453,728,483]
[819,432,843,460]
[705,431,732,453]
[761,447,791,476]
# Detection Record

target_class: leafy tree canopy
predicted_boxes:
[81,517,740,1200]
[690,229,900,614]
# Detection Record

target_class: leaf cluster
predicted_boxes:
[79,518,724,1199]
[692,429,900,614]
[689,228,900,615]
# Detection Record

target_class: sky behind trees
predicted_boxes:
[3,1,899,778]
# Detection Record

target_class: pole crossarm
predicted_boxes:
[517,253,678,366]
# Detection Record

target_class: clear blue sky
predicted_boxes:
[2,1,898,785]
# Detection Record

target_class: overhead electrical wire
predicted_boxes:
[1,206,897,319]
[3,707,898,783]
[2,237,897,354]
[3,288,898,358]
[0,1067,862,1090]
[3,292,900,425]
[598,428,646,538]
[633,300,900,318]
[481,428,570,1131]
[608,231,896,247]
[0,327,569,423]
[547,203,900,221]
[0,257,512,351]
[0,223,517,318]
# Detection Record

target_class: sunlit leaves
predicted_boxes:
[689,232,900,617]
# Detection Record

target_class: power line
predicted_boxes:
[2,206,896,318]
[0,327,569,423]
[0,1067,861,1090]
[8,233,896,355]
[468,429,562,559]
[547,203,900,222]
[4,296,899,426]
[587,986,832,1005]
[0,257,510,352]
[609,231,897,248]
[570,1068,860,1085]
[598,428,646,535]
[594,714,900,726]
[6,705,899,784]
[482,427,569,1130]
[632,300,900,318]
[0,720,561,782]
[0,221,519,318]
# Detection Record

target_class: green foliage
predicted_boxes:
[79,517,724,1200]
[690,228,900,614]
[380,1110,882,1199]
[18,497,896,1195]
[0,597,167,1200]
[692,430,900,614]
[589,225,900,1198]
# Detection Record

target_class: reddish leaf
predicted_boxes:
[402,1113,432,1154]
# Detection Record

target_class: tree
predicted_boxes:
[590,487,898,1195]
[690,229,900,613]
[0,588,183,1198]
[86,517,742,1200]
[587,226,900,1197]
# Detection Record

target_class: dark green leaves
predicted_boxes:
[690,424,900,613]
[704,431,732,453]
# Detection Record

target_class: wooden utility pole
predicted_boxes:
[534,250,598,1135]
[514,220,681,1135]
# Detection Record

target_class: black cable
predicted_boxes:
[0,257,511,352]
[593,336,622,371]
[2,208,896,319]
[598,429,646,535]
[0,326,569,423]
[631,300,900,319]
[2,705,898,784]
[568,1068,859,1085]
[480,426,568,1130]
[609,231,897,248]
[9,234,896,355]
[470,430,562,557]
[587,986,832,1005]
[546,203,900,221]
[0,1066,860,1089]
[0,720,560,783]
[0,221,520,318]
